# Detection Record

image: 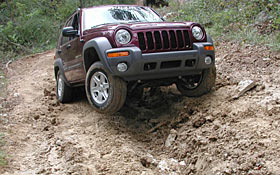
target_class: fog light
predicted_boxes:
[205,56,212,65]
[117,63,128,72]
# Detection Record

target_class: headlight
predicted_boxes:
[115,29,131,45]
[192,26,204,40]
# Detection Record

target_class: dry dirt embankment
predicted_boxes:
[0,42,280,175]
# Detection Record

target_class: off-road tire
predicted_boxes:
[56,71,73,103]
[85,61,127,114]
[176,67,216,97]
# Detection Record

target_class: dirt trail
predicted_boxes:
[0,42,280,175]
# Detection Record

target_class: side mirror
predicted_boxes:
[62,26,78,37]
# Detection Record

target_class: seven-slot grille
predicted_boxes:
[137,30,191,52]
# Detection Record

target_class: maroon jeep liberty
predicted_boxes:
[54,5,216,114]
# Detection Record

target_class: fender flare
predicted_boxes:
[83,37,114,73]
[54,58,71,87]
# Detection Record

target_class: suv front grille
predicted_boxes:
[137,29,191,53]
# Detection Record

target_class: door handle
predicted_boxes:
[66,44,71,49]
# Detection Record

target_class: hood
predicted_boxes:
[83,22,196,34]
[124,22,195,30]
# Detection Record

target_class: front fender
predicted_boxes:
[83,37,113,73]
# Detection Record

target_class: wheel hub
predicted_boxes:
[90,71,110,105]
[57,77,63,98]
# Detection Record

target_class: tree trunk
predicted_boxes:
[79,0,83,8]
[5,0,15,23]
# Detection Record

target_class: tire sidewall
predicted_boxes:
[56,72,65,102]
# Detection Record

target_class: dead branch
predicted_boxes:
[5,60,12,70]
[148,120,169,133]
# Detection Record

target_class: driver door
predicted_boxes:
[59,12,85,83]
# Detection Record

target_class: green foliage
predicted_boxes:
[166,0,280,50]
[0,0,135,63]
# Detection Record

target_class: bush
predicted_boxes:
[165,0,280,50]
[0,0,135,63]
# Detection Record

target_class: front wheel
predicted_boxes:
[176,67,216,97]
[85,62,127,114]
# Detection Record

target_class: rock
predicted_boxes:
[49,99,59,107]
[140,154,158,168]
[195,156,208,171]
[157,158,184,174]
[193,117,206,128]
[256,84,265,92]
[140,157,152,168]
[13,93,20,97]
[165,129,177,147]
[233,80,256,99]
[43,88,51,96]
[179,160,186,166]
[158,160,169,172]
[36,168,46,174]
[56,139,62,146]
[266,104,274,111]
[43,125,50,131]
[223,168,232,174]
[263,57,270,61]
[205,115,214,122]
[33,115,40,120]
[0,113,8,117]
[51,118,57,125]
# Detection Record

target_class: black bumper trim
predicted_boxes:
[105,42,215,81]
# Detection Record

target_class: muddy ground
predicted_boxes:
[0,41,280,175]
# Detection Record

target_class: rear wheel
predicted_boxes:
[85,62,127,114]
[56,71,73,103]
[176,67,216,97]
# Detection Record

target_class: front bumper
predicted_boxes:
[105,42,215,81]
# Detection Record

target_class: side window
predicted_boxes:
[60,12,80,46]
[61,17,73,45]
[72,13,79,31]
[70,13,80,40]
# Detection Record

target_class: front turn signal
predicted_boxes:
[204,45,214,51]
[107,51,129,58]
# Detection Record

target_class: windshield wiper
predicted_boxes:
[91,23,119,28]
[124,20,144,23]
[90,21,144,29]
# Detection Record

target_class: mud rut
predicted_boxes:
[0,41,280,175]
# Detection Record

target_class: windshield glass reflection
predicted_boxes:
[83,6,163,30]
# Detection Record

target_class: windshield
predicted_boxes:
[83,6,163,30]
